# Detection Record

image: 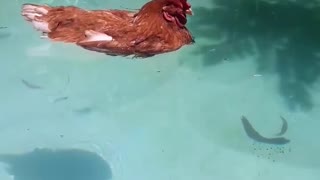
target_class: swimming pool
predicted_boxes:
[0,0,319,180]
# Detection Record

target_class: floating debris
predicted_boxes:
[73,107,94,115]
[250,142,292,162]
[0,27,9,39]
[52,96,68,103]
[275,116,288,136]
[21,79,42,89]
[241,115,290,145]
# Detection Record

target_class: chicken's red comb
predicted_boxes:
[181,0,191,9]
[167,0,191,9]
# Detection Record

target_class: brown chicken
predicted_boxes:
[21,0,195,58]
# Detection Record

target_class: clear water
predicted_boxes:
[0,0,320,179]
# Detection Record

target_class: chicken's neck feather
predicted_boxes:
[133,0,184,31]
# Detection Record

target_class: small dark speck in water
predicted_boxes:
[21,79,42,89]
[0,27,10,39]
[26,128,30,131]
[60,135,64,138]
[73,107,93,114]
[53,96,68,103]
[251,142,292,162]
[157,70,161,73]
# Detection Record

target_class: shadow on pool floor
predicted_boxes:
[0,148,112,180]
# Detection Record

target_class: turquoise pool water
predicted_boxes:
[1,0,320,179]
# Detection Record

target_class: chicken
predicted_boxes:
[21,0,195,58]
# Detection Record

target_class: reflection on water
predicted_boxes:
[189,0,320,112]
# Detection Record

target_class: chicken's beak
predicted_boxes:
[186,8,193,15]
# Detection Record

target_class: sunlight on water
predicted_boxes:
[0,0,320,180]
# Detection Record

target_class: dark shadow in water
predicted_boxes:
[189,0,320,111]
[0,27,10,39]
[0,148,112,180]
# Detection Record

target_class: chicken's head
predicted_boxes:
[162,0,193,28]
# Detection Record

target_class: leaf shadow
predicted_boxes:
[188,0,320,111]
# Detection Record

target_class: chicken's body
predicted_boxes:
[21,0,194,58]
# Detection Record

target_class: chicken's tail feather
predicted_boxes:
[21,3,51,33]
